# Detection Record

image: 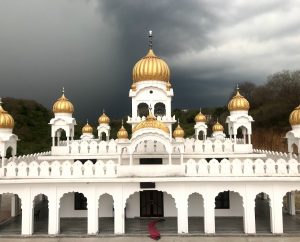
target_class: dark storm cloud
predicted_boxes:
[0,0,300,122]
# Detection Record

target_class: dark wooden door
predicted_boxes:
[139,158,163,165]
[140,190,164,217]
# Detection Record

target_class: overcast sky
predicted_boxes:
[0,0,300,121]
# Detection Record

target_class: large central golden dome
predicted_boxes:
[132,48,170,83]
[133,111,169,133]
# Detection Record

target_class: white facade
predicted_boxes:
[0,41,299,237]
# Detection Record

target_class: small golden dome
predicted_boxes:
[228,88,250,112]
[132,48,170,83]
[289,105,300,126]
[53,88,74,114]
[212,121,224,132]
[117,121,128,139]
[195,110,206,123]
[133,111,169,133]
[98,111,110,124]
[166,81,172,91]
[173,122,185,138]
[0,99,14,129]
[131,83,137,91]
[82,121,93,134]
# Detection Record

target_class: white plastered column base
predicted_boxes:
[203,195,215,234]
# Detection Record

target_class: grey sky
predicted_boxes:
[0,0,300,121]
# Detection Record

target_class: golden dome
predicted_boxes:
[82,121,93,134]
[98,111,110,124]
[133,111,169,133]
[0,99,14,129]
[117,121,128,139]
[166,81,172,91]
[173,122,185,138]
[212,121,224,132]
[289,105,300,126]
[228,88,250,112]
[195,110,206,123]
[132,48,170,83]
[53,89,74,114]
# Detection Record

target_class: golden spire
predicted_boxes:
[0,98,15,129]
[52,87,74,114]
[173,120,185,138]
[132,31,170,83]
[212,119,224,132]
[117,120,129,139]
[228,85,250,112]
[289,105,300,126]
[98,109,110,124]
[82,120,93,134]
[195,108,206,123]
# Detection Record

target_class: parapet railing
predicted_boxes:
[1,157,300,179]
[6,151,51,164]
[253,149,297,159]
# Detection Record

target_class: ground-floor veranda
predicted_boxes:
[1,179,300,235]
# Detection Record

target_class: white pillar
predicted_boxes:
[270,196,283,234]
[203,195,215,234]
[11,194,20,217]
[177,196,188,233]
[87,196,98,234]
[180,153,184,164]
[243,197,256,233]
[248,134,251,144]
[21,195,33,235]
[48,198,60,235]
[168,153,172,165]
[288,192,296,215]
[114,201,125,234]
[129,154,133,165]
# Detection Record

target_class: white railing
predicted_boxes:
[6,151,51,164]
[1,157,300,179]
[3,160,117,178]
[253,149,295,159]
[185,158,299,176]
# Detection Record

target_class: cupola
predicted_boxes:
[0,98,14,129]
[52,88,74,114]
[228,87,250,112]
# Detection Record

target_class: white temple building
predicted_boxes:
[1,32,300,236]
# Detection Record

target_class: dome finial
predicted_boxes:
[86,119,89,124]
[62,86,65,94]
[148,30,153,49]
[0,97,2,106]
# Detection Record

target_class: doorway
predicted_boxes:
[140,190,163,217]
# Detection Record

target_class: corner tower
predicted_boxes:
[128,31,176,136]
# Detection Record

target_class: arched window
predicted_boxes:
[154,102,166,117]
[137,103,149,117]
[292,143,298,155]
[6,147,13,158]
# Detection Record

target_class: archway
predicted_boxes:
[137,103,149,117]
[236,126,248,144]
[292,144,298,156]
[5,147,13,159]
[98,193,114,234]
[0,193,22,234]
[54,128,67,146]
[188,193,204,233]
[282,191,300,233]
[215,191,244,233]
[100,132,107,141]
[125,190,177,234]
[255,192,271,233]
[154,102,166,117]
[32,194,48,234]
[198,131,205,141]
[59,192,87,234]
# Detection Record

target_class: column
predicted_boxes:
[270,196,283,234]
[52,137,55,146]
[48,198,60,235]
[21,195,33,235]
[114,200,125,234]
[129,154,133,165]
[87,196,98,234]
[203,195,215,234]
[243,196,256,233]
[180,153,184,164]
[288,192,296,215]
[177,196,188,233]
[248,134,251,144]
[11,195,17,217]
[67,136,70,146]
[168,153,172,165]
